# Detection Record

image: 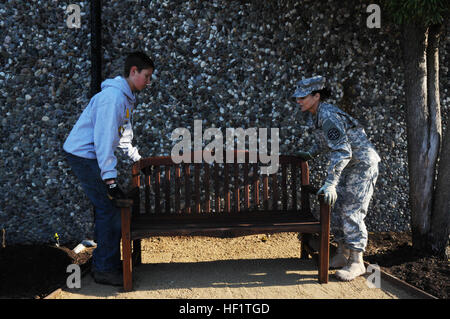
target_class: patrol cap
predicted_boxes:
[292,75,326,98]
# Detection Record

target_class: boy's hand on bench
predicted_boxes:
[105,179,127,200]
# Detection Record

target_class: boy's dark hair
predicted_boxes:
[124,52,155,77]
[311,87,331,100]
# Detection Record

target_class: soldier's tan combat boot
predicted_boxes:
[335,249,366,281]
[329,241,349,269]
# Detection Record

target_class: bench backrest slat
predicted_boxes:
[214,163,220,213]
[282,164,288,210]
[175,166,181,214]
[204,164,211,213]
[184,164,191,214]
[165,166,171,214]
[253,162,259,208]
[244,163,250,210]
[144,167,151,215]
[130,151,311,217]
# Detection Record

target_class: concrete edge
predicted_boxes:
[303,238,439,299]
[364,262,439,299]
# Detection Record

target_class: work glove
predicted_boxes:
[105,179,127,201]
[317,181,337,206]
[296,151,313,161]
[134,154,142,163]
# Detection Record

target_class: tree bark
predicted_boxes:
[402,24,439,251]
[426,24,442,159]
[432,118,450,258]
[429,24,449,258]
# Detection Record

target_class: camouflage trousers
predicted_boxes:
[331,162,379,252]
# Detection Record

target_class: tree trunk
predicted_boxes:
[426,24,442,166]
[429,24,449,258]
[432,117,450,258]
[402,24,440,251]
[426,24,448,258]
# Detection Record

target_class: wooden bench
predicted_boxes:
[117,151,330,292]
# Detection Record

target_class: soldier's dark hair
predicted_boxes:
[124,51,154,78]
[311,87,331,100]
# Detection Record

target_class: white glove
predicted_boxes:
[134,154,142,163]
[317,182,337,206]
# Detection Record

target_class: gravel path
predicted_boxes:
[51,233,418,299]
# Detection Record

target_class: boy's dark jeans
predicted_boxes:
[64,151,122,273]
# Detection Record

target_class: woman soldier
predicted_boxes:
[293,76,381,281]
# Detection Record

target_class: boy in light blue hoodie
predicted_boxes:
[64,52,154,286]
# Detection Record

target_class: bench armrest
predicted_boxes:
[303,185,329,204]
[114,187,138,208]
[115,199,133,208]
[303,185,319,195]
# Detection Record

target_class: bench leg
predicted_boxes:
[319,203,331,283]
[300,233,310,260]
[132,239,142,266]
[121,206,133,291]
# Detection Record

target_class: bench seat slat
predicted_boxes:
[130,222,321,240]
[131,211,317,223]
[132,219,320,230]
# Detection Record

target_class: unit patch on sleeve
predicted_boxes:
[327,127,341,140]
[323,118,344,142]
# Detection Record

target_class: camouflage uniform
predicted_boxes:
[309,102,380,252]
[293,76,381,252]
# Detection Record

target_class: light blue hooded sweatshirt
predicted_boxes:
[63,76,141,180]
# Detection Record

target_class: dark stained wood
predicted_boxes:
[184,164,191,214]
[214,163,220,213]
[272,174,279,211]
[204,164,211,213]
[319,196,331,283]
[132,163,140,188]
[282,164,288,211]
[154,166,161,213]
[131,211,317,223]
[164,166,171,214]
[121,206,132,291]
[234,163,240,213]
[291,163,298,212]
[132,239,141,266]
[263,174,269,210]
[301,161,311,214]
[253,163,259,208]
[144,167,150,215]
[224,164,230,213]
[121,153,330,289]
[130,218,321,240]
[195,164,201,213]
[301,161,309,186]
[175,166,181,214]
[243,163,250,210]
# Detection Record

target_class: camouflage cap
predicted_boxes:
[292,75,326,98]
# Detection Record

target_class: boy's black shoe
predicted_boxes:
[91,270,123,286]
